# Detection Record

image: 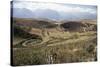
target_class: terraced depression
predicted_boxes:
[12,18,97,66]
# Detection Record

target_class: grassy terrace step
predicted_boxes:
[13,31,96,48]
[13,38,42,48]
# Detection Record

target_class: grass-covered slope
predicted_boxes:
[12,18,97,66]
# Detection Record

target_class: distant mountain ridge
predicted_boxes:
[12,8,97,20]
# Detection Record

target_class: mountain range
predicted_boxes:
[12,8,97,20]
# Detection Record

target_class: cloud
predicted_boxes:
[12,1,97,20]
[13,1,96,14]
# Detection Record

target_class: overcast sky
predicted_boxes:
[12,1,97,20]
[12,1,96,13]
